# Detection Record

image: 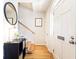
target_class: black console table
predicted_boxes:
[4,38,26,59]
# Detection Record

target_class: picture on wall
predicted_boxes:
[35,18,42,27]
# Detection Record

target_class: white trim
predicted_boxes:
[53,53,60,59]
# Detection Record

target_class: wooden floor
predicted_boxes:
[24,44,54,59]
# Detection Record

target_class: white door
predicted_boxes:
[53,0,76,59]
[63,39,76,59]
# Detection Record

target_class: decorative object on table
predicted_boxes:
[14,32,20,39]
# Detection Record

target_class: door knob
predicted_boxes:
[69,36,76,45]
[69,40,76,45]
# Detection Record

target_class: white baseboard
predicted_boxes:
[53,53,60,59]
[47,48,60,59]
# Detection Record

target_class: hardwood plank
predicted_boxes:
[24,44,54,59]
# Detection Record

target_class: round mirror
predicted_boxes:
[4,2,17,25]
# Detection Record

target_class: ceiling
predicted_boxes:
[32,0,52,12]
[18,0,52,12]
[19,3,33,10]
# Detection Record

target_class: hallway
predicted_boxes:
[24,44,54,59]
[2,0,76,59]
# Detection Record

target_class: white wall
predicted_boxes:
[44,2,55,52]
[0,0,4,59]
[0,0,18,59]
[45,0,76,59]
[18,5,46,45]
[3,0,18,42]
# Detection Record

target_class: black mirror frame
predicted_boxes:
[4,2,17,25]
